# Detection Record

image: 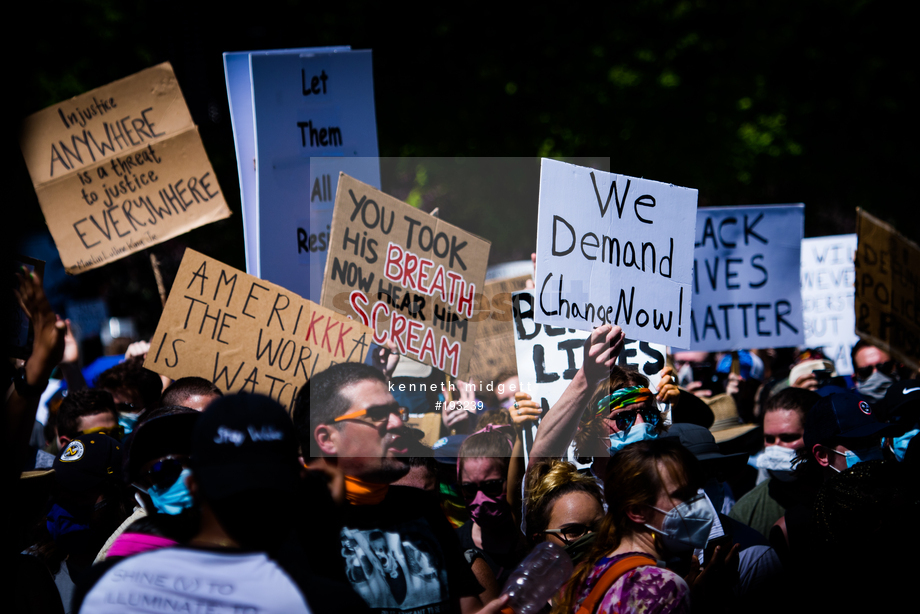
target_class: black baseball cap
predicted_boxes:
[804,392,896,450]
[127,410,200,483]
[190,394,300,499]
[874,380,920,424]
[53,435,123,492]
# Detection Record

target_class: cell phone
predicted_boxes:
[812,368,834,388]
[703,534,733,565]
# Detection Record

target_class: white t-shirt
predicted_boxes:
[80,547,311,614]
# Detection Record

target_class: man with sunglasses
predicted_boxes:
[296,363,510,614]
[851,341,902,404]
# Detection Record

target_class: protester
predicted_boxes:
[664,423,784,612]
[295,362,511,613]
[456,426,530,588]
[850,340,901,403]
[76,394,341,613]
[554,438,735,614]
[160,376,222,411]
[30,433,130,611]
[730,387,819,537]
[95,356,163,435]
[54,389,121,449]
[523,459,604,565]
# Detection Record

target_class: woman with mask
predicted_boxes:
[574,368,668,481]
[456,426,531,589]
[554,438,718,614]
[524,459,605,566]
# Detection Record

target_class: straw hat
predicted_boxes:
[705,393,758,443]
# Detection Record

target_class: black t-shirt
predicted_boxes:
[337,485,482,614]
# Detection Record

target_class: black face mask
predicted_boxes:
[209,490,296,552]
[562,532,597,565]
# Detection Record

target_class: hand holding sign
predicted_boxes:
[583,324,626,385]
[509,392,542,429]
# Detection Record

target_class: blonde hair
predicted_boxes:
[524,459,603,540]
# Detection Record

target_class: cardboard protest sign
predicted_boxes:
[801,234,859,376]
[321,174,491,378]
[533,159,697,348]
[19,63,231,274]
[466,275,531,383]
[240,50,380,301]
[691,205,805,351]
[855,209,920,371]
[512,291,666,461]
[144,249,374,410]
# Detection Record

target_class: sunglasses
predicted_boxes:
[137,456,187,491]
[543,523,597,545]
[855,360,896,381]
[334,404,408,425]
[460,478,505,501]
[764,433,802,445]
[609,406,660,432]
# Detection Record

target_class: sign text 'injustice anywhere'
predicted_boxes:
[19,63,231,273]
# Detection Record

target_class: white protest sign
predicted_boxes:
[691,205,805,351]
[534,159,697,348]
[800,234,858,376]
[223,47,350,275]
[228,49,380,301]
[512,291,665,462]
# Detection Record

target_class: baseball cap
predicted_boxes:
[53,435,123,492]
[190,394,300,499]
[804,392,896,450]
[874,380,920,424]
[127,410,200,483]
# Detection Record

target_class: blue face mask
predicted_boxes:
[148,468,194,516]
[830,445,884,471]
[645,492,715,553]
[608,422,658,456]
[889,428,919,462]
[118,412,140,438]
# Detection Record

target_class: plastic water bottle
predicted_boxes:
[501,542,574,614]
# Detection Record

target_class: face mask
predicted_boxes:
[148,468,194,516]
[118,412,141,438]
[563,531,597,565]
[829,446,884,472]
[856,370,895,404]
[749,445,798,482]
[467,489,512,529]
[889,428,919,462]
[608,423,658,457]
[644,492,715,553]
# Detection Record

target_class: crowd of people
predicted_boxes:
[7,268,919,613]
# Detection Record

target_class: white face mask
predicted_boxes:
[749,445,798,476]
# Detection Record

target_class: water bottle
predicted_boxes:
[501,542,574,614]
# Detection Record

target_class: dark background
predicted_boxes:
[9,0,917,346]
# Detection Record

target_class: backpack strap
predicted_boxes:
[575,554,658,614]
